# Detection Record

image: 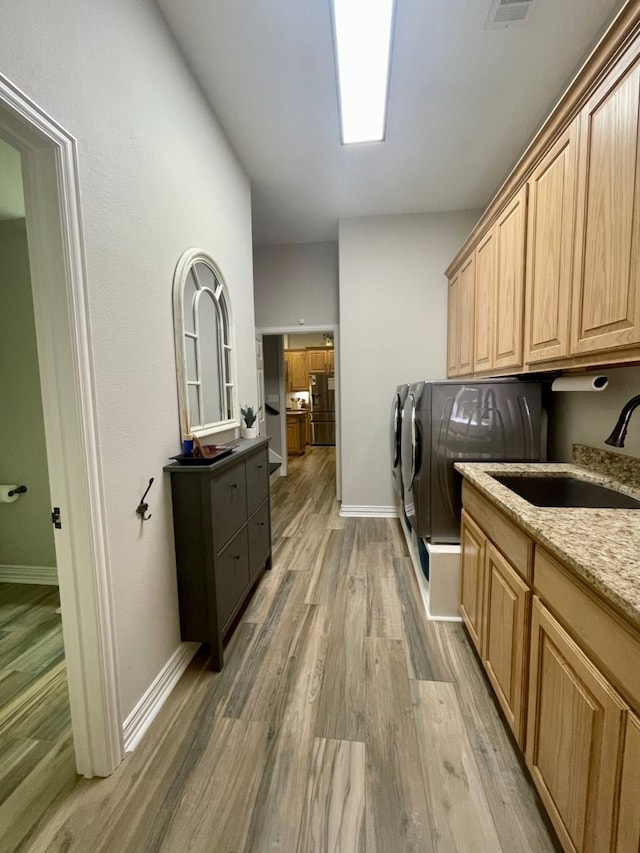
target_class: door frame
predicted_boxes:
[0,74,123,776]
[258,324,341,500]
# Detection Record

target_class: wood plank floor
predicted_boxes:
[25,447,559,852]
[0,583,76,853]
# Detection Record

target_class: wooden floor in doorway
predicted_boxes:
[26,446,558,852]
[0,583,76,852]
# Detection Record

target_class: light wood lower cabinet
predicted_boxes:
[526,598,626,853]
[459,510,486,652]
[286,413,306,454]
[460,482,640,852]
[483,541,530,748]
[617,712,640,853]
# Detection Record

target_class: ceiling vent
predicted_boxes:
[485,0,537,29]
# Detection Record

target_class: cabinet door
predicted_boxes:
[474,229,496,372]
[494,186,527,371]
[307,349,327,372]
[246,448,269,516]
[616,712,640,853]
[571,42,640,355]
[248,501,270,579]
[459,510,486,653]
[289,351,309,390]
[447,272,459,377]
[326,349,335,373]
[215,528,250,630]
[211,464,247,551]
[525,120,579,364]
[286,417,299,453]
[526,598,626,853]
[458,255,475,376]
[483,541,530,748]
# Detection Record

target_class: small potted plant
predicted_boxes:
[240,405,259,439]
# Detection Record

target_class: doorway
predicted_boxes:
[0,72,122,792]
[259,325,341,501]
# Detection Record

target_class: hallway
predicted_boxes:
[26,446,556,852]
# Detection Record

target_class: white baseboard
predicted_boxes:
[123,641,199,753]
[339,505,399,518]
[0,564,58,585]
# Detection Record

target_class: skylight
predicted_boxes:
[331,0,395,145]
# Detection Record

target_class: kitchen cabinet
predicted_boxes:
[571,38,640,357]
[617,712,640,852]
[459,487,533,746]
[285,349,308,391]
[446,12,640,376]
[526,598,626,853]
[447,272,459,377]
[459,510,485,652]
[306,347,335,373]
[473,229,496,372]
[165,439,272,671]
[493,185,527,372]
[460,476,640,853]
[483,540,530,747]
[447,255,475,378]
[286,412,306,454]
[524,119,579,365]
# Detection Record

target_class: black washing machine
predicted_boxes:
[390,384,409,506]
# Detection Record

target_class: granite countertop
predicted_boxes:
[455,447,640,628]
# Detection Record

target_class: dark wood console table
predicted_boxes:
[164,438,271,670]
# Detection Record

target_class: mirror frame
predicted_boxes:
[172,247,239,437]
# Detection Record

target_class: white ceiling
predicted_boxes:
[157,0,626,247]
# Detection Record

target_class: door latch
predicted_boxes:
[51,507,62,529]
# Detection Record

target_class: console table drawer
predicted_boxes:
[248,500,270,579]
[211,464,247,550]
[216,528,250,631]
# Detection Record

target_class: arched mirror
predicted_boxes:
[173,248,238,436]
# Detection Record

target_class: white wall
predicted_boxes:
[0,219,56,570]
[0,0,256,719]
[549,365,640,462]
[253,241,338,328]
[339,211,480,511]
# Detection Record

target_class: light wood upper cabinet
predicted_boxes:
[525,120,579,365]
[474,229,496,372]
[494,185,527,371]
[306,348,334,374]
[617,712,640,853]
[571,40,640,356]
[458,254,475,375]
[483,541,530,748]
[526,598,627,853]
[447,272,459,377]
[285,349,308,392]
[447,255,475,378]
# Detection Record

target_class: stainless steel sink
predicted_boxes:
[492,474,640,509]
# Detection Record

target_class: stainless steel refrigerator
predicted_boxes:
[310,373,335,445]
[400,378,544,543]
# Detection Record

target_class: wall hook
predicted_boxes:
[136,477,154,521]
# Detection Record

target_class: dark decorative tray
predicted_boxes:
[170,444,234,465]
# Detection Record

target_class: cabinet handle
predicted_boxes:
[229,483,237,489]
[258,522,265,527]
[233,554,240,561]
[256,465,263,469]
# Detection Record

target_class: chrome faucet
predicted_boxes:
[604,394,640,448]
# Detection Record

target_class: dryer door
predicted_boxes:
[401,393,419,525]
[390,392,401,470]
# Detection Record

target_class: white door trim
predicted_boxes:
[0,74,123,777]
[257,324,341,501]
